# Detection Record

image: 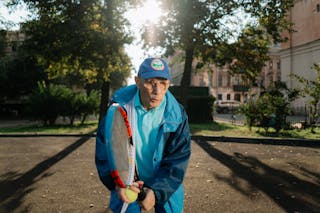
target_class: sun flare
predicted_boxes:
[135,0,163,24]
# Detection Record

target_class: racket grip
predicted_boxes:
[137,188,146,201]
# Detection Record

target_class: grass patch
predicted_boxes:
[190,122,320,140]
[0,120,98,134]
[190,122,261,138]
[0,120,319,140]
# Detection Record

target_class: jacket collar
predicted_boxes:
[111,85,182,132]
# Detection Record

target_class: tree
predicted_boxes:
[0,28,46,102]
[0,53,46,101]
[215,25,270,86]
[291,63,320,133]
[142,0,294,107]
[143,0,239,107]
[8,0,133,121]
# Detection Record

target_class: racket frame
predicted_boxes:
[105,103,136,189]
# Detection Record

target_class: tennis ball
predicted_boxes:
[125,188,138,203]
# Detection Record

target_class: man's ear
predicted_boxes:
[135,76,140,85]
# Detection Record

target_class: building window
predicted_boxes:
[317,4,320,13]
[234,75,242,85]
[227,75,231,87]
[218,94,222,100]
[269,73,273,84]
[227,94,231,100]
[234,94,241,101]
[277,71,281,81]
[218,74,223,87]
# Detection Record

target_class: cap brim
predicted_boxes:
[139,72,171,80]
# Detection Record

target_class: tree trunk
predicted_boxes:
[81,113,88,125]
[97,0,113,124]
[70,115,75,126]
[180,46,194,109]
[98,81,110,123]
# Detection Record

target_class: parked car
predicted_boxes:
[214,100,240,114]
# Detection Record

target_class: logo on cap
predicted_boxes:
[151,59,165,71]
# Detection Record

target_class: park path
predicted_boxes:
[0,136,319,213]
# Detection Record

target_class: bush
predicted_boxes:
[27,82,100,125]
[238,99,260,131]
[77,90,100,124]
[240,82,298,134]
[27,82,72,125]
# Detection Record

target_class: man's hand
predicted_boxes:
[116,181,143,203]
[139,187,156,211]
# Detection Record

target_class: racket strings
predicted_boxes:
[112,109,130,186]
[111,106,136,187]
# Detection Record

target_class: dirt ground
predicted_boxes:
[0,136,319,213]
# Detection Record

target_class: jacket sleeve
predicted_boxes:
[95,116,116,191]
[147,107,191,205]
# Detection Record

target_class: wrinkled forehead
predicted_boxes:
[144,77,169,81]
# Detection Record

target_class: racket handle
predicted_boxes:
[137,188,146,201]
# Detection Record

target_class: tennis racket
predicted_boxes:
[105,103,145,212]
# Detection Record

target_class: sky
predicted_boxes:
[0,0,164,85]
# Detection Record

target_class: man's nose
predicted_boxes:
[152,85,160,94]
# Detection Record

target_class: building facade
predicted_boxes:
[281,0,320,114]
[168,47,281,105]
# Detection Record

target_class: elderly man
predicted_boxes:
[96,57,191,213]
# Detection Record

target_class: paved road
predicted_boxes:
[0,136,319,213]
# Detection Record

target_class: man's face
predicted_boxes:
[135,77,170,110]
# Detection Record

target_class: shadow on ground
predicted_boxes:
[194,137,320,213]
[0,136,92,212]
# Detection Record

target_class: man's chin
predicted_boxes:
[148,102,161,109]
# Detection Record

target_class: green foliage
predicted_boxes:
[8,0,133,120]
[256,94,280,133]
[238,99,260,131]
[216,25,271,85]
[240,81,298,134]
[27,82,100,126]
[241,0,294,43]
[76,90,100,125]
[12,0,132,86]
[27,82,70,125]
[0,54,46,100]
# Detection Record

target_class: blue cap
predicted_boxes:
[138,58,170,80]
